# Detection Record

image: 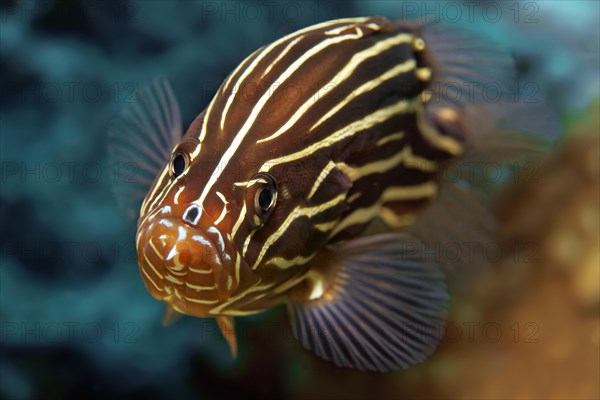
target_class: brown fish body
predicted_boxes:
[111,16,518,371]
[137,18,460,315]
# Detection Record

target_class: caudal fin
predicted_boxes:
[407,20,561,290]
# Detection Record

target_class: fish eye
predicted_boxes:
[257,187,274,213]
[251,173,277,221]
[170,152,188,178]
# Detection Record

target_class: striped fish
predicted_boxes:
[109,17,516,372]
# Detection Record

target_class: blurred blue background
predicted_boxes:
[1,1,598,399]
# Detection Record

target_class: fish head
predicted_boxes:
[135,114,353,316]
[135,134,261,317]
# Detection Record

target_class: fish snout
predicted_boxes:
[136,218,239,315]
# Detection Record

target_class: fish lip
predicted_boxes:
[137,216,239,311]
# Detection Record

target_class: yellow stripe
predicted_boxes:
[148,239,163,259]
[189,139,202,161]
[267,254,316,269]
[165,274,184,285]
[310,57,416,132]
[257,33,414,144]
[141,167,169,215]
[141,267,163,292]
[307,161,337,200]
[252,193,347,269]
[220,272,308,314]
[209,280,274,314]
[234,252,241,285]
[216,309,263,316]
[313,219,339,232]
[376,132,405,146]
[272,272,309,294]
[166,268,187,277]
[214,205,228,225]
[305,270,325,300]
[337,145,437,181]
[185,282,215,291]
[324,24,354,36]
[199,93,217,142]
[261,36,304,78]
[329,205,378,238]
[347,192,361,203]
[143,253,163,279]
[260,99,416,172]
[415,104,464,155]
[230,202,247,239]
[185,296,219,305]
[330,181,437,236]
[242,229,255,257]
[188,267,214,274]
[221,47,261,95]
[380,207,416,228]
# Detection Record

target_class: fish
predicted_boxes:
[109,16,524,372]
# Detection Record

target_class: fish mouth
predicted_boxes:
[136,217,238,317]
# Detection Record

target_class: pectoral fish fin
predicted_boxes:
[162,305,183,326]
[107,79,182,219]
[287,233,448,372]
[216,316,238,359]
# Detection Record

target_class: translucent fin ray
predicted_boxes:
[288,233,448,372]
[108,79,182,219]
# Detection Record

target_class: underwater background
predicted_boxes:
[1,1,598,399]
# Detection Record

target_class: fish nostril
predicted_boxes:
[183,205,201,224]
